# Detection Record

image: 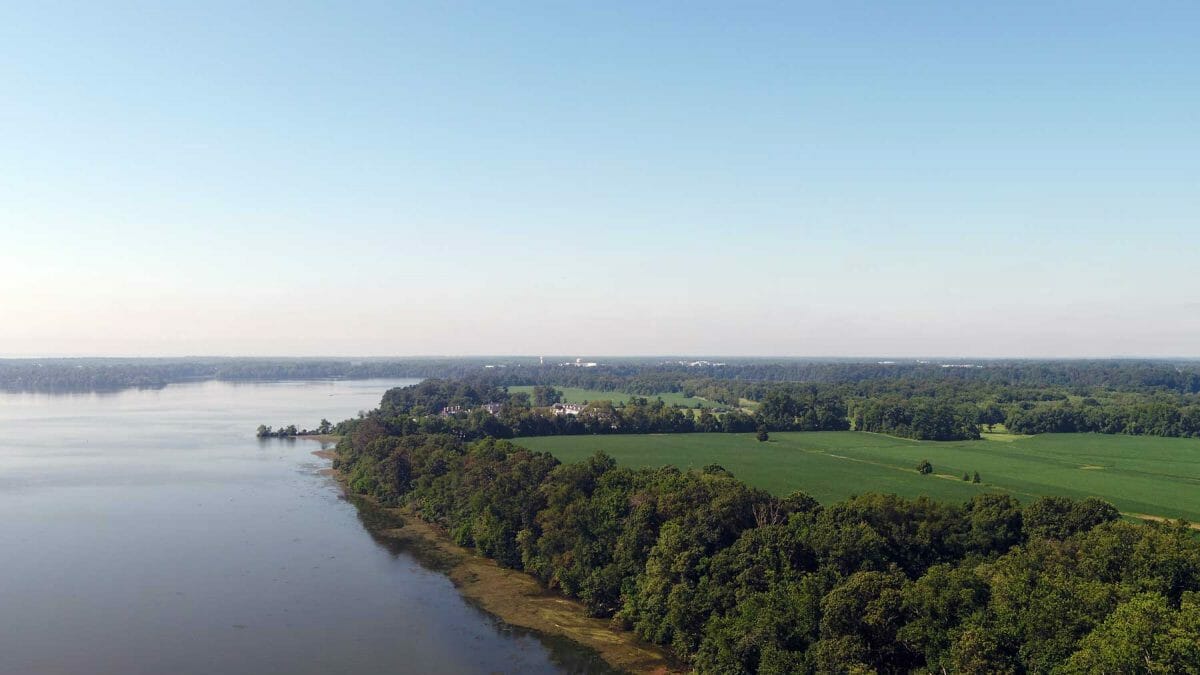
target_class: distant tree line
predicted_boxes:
[474,359,1200,397]
[1006,400,1200,436]
[256,419,333,438]
[852,398,982,440]
[0,357,519,392]
[346,375,1200,442]
[361,379,848,440]
[13,357,1200,397]
[335,427,1200,672]
[17,357,1200,440]
[494,369,1200,439]
[478,366,1200,440]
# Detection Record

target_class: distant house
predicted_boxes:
[441,403,505,416]
[552,403,586,416]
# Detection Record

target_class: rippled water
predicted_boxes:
[0,379,614,675]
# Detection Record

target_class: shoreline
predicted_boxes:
[313,451,685,674]
[293,433,343,444]
[377,509,685,674]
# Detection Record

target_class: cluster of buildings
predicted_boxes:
[439,403,506,417]
[879,360,981,369]
[439,402,585,417]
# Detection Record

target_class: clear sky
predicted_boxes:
[2,2,1197,357]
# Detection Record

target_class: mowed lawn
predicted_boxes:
[515,432,1200,522]
[506,386,721,408]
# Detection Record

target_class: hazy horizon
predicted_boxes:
[3,3,1197,358]
[2,352,1198,362]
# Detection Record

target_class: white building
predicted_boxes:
[552,403,587,416]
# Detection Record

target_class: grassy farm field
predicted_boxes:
[505,385,722,409]
[515,432,1200,523]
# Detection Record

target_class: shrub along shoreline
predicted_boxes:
[330,480,684,673]
[333,421,1200,673]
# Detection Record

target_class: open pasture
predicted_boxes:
[515,432,1200,522]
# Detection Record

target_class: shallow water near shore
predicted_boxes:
[0,379,617,674]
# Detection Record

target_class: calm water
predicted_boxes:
[0,380,614,675]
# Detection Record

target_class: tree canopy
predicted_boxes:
[334,427,1200,672]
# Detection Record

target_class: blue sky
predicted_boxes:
[2,2,1197,356]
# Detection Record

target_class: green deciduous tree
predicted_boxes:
[1059,592,1200,673]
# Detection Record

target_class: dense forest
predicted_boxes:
[334,427,1200,673]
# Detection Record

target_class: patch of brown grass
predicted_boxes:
[383,511,687,674]
[319,450,686,674]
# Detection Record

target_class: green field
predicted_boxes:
[506,385,722,408]
[515,432,1200,523]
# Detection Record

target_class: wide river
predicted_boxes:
[0,379,615,675]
